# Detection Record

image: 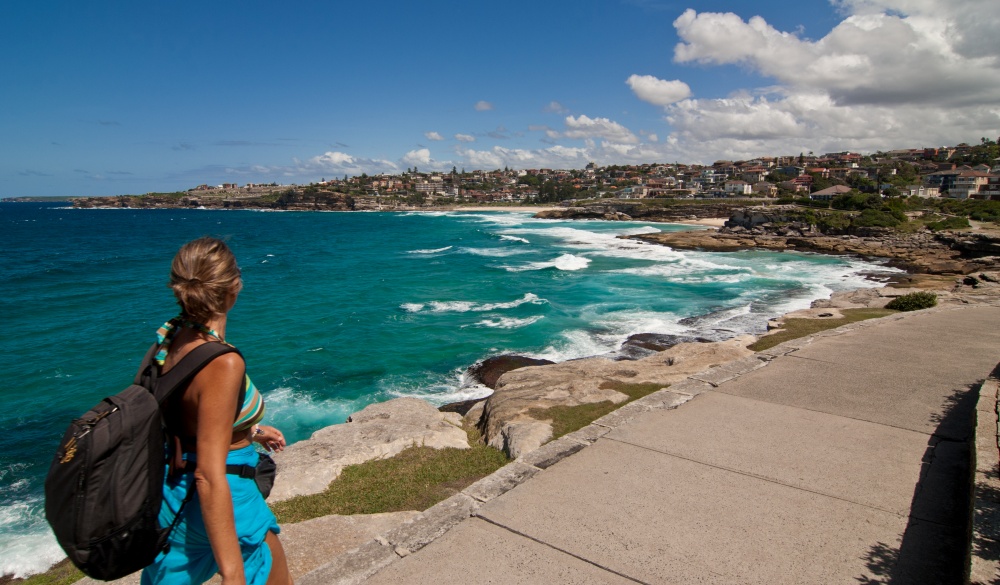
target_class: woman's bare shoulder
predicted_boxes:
[200,350,245,377]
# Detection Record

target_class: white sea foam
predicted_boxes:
[514,225,708,265]
[401,211,453,217]
[401,293,547,314]
[619,225,662,236]
[465,316,544,329]
[460,247,531,258]
[407,246,453,254]
[529,329,617,362]
[502,253,591,272]
[592,310,691,339]
[499,235,530,244]
[453,212,538,228]
[381,370,493,407]
[0,493,64,578]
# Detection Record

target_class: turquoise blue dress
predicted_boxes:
[140,445,280,585]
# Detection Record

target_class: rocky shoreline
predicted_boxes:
[626,207,1000,276]
[267,205,1000,503]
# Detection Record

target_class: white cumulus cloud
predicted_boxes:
[626,74,691,106]
[455,133,475,142]
[671,5,1000,108]
[563,115,639,144]
[402,148,432,166]
[309,151,355,167]
[474,100,494,111]
[624,2,1000,163]
[424,131,444,141]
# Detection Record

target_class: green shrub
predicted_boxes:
[795,197,830,209]
[853,208,903,228]
[885,291,937,311]
[831,191,881,211]
[816,212,851,232]
[926,216,970,231]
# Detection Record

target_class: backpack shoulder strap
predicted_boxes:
[133,343,160,386]
[153,342,243,405]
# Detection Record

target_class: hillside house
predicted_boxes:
[724,180,752,196]
[809,185,853,201]
[950,171,994,199]
[973,176,1000,200]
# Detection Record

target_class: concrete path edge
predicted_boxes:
[297,306,994,585]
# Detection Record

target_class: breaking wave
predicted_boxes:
[401,292,548,314]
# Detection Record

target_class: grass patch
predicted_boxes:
[747,308,896,352]
[270,425,509,524]
[528,382,665,439]
[3,560,83,585]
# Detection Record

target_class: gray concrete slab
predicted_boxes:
[364,518,638,585]
[478,439,914,584]
[714,307,1000,438]
[716,356,969,436]
[606,391,930,515]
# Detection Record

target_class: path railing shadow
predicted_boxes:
[855,376,983,584]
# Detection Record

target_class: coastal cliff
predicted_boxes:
[72,190,355,211]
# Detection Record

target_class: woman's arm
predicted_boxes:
[192,352,246,585]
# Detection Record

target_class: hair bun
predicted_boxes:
[169,238,242,322]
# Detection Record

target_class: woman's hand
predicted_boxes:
[252,425,286,452]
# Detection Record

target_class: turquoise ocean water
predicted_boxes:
[0,201,900,576]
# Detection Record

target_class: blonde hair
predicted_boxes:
[169,237,242,322]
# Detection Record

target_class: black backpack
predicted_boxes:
[45,341,240,581]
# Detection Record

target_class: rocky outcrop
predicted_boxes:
[269,398,469,502]
[617,333,713,360]
[628,227,1000,275]
[935,233,1000,257]
[72,190,355,211]
[810,287,926,310]
[466,355,555,389]
[470,337,755,458]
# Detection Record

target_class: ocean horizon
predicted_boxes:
[0,201,901,577]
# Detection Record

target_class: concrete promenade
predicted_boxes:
[305,305,1000,584]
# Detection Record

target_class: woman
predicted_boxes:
[141,237,292,585]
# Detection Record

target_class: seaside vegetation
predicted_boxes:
[885,291,937,311]
[10,559,82,585]
[747,308,897,351]
[270,423,509,524]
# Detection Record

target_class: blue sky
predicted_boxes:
[2,0,998,197]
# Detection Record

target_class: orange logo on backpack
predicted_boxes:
[60,437,78,464]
